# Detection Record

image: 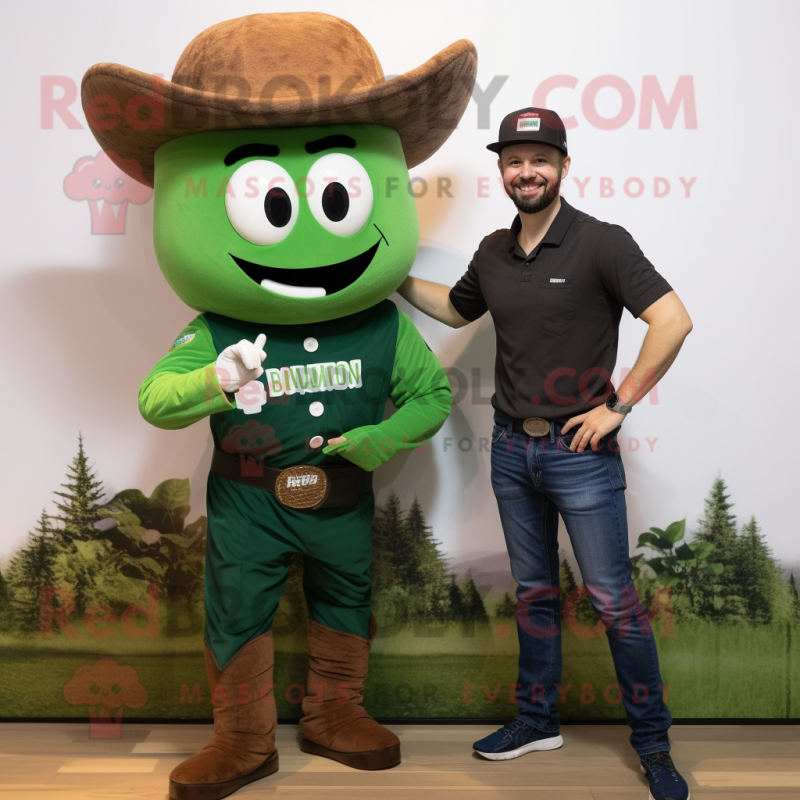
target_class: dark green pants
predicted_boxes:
[204,473,374,668]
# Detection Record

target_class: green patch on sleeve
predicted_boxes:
[139,316,233,430]
[168,332,196,352]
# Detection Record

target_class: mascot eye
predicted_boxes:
[115,178,125,188]
[226,160,298,245]
[306,153,373,236]
[93,178,102,188]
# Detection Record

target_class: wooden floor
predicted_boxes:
[0,722,798,799]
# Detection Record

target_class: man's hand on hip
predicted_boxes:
[561,406,625,452]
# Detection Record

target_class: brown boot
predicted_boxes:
[169,633,279,800]
[299,617,400,770]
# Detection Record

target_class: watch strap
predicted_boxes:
[606,393,633,414]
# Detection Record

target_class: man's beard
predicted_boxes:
[508,175,561,214]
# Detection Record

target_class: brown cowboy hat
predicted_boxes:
[81,12,477,187]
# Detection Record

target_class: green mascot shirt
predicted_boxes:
[139,300,451,471]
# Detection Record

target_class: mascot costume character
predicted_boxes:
[81,12,477,800]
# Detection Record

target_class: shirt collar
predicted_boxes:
[505,196,578,253]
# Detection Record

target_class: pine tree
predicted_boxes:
[559,558,578,609]
[27,509,59,589]
[370,509,392,593]
[693,476,741,620]
[53,434,105,543]
[428,575,451,622]
[735,516,780,625]
[0,566,10,631]
[789,573,800,621]
[403,497,430,585]
[372,491,406,590]
[557,555,602,626]
[495,591,517,619]
[6,509,60,634]
[694,476,737,550]
[47,437,111,618]
[447,573,465,621]
[461,570,489,623]
[403,496,450,619]
[372,493,455,626]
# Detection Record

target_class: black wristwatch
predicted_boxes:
[606,392,633,415]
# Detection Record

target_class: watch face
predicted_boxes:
[607,392,619,407]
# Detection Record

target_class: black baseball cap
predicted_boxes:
[486,107,568,156]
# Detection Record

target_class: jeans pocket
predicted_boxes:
[557,431,604,453]
[491,423,507,444]
[557,431,584,452]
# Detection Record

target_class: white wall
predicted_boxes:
[1,0,797,570]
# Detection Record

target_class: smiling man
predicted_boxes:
[398,107,693,800]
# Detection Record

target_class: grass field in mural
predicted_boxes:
[2,436,800,721]
[1,620,798,720]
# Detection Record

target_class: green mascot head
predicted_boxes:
[81,13,477,325]
[153,124,417,325]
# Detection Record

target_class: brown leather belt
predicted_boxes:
[210,449,373,511]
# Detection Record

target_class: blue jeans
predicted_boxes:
[490,413,672,755]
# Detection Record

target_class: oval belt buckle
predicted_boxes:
[522,416,550,437]
[275,466,329,510]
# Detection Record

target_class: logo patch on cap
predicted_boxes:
[517,117,541,132]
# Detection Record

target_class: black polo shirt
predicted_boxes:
[449,198,672,424]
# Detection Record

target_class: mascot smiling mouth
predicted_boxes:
[231,239,382,299]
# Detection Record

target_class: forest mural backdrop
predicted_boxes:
[1,436,798,724]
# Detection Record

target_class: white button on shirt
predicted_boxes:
[309,401,324,417]
[304,337,318,353]
[309,435,324,449]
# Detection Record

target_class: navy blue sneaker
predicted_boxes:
[473,717,563,761]
[640,751,690,800]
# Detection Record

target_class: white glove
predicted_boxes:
[215,334,267,393]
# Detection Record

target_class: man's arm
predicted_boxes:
[563,291,692,451]
[396,276,471,328]
[617,291,693,406]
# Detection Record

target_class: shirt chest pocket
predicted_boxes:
[536,277,575,336]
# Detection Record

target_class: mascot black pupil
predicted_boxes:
[323,182,349,222]
[265,187,291,227]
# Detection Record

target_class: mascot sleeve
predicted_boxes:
[323,310,452,471]
[138,315,233,429]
